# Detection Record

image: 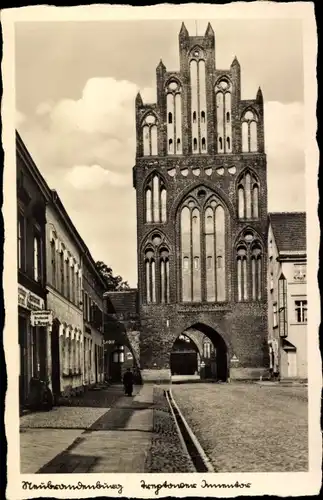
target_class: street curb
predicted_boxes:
[165,389,195,471]
[167,389,215,473]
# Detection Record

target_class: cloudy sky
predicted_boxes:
[15,18,305,287]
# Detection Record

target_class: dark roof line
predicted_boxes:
[269,212,306,253]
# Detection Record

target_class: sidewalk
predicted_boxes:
[20,384,155,474]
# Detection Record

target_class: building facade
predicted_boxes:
[82,256,106,386]
[17,132,48,407]
[267,212,307,380]
[133,23,268,382]
[46,191,84,399]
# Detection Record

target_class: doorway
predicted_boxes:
[287,350,297,378]
[170,335,198,375]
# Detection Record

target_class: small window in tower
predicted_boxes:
[202,137,206,151]
[226,137,231,149]
[168,112,173,124]
[193,111,197,123]
[207,256,213,270]
[219,137,223,150]
[217,256,223,269]
[226,112,230,122]
[194,256,199,270]
[201,111,206,123]
[183,256,189,270]
[169,139,173,151]
[176,138,181,151]
[193,138,198,151]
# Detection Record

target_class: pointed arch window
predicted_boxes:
[237,170,260,220]
[190,49,207,154]
[236,232,263,302]
[143,234,171,304]
[166,80,182,155]
[241,109,258,152]
[160,248,170,303]
[145,249,156,304]
[145,174,167,223]
[215,78,232,153]
[142,114,158,156]
[179,192,226,303]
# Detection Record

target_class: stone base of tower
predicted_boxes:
[229,366,269,381]
[140,369,171,384]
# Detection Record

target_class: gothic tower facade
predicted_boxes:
[133,23,268,382]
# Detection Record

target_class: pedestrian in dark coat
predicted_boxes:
[123,368,134,396]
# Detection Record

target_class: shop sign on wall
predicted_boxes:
[31,310,53,327]
[18,285,45,311]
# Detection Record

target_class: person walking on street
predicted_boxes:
[123,368,134,396]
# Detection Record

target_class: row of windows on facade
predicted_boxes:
[50,240,82,307]
[272,299,307,326]
[144,171,259,224]
[142,75,258,157]
[82,290,104,332]
[18,213,42,282]
[144,206,263,304]
[142,112,258,156]
[60,334,83,375]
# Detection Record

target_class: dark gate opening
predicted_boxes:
[194,322,228,382]
[170,324,228,382]
[170,335,198,375]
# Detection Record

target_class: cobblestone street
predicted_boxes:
[172,382,308,473]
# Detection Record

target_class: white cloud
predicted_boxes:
[35,101,53,116]
[49,77,139,136]
[65,164,130,191]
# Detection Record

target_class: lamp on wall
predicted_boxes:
[113,345,124,363]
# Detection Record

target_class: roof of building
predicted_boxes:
[269,212,307,253]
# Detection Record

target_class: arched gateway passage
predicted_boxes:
[170,323,228,382]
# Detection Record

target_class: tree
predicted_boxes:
[95,261,130,291]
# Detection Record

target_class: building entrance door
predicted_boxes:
[287,350,297,378]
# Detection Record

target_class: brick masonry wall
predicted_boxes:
[133,26,268,380]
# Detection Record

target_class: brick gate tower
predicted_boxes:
[133,23,268,382]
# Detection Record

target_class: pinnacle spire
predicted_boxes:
[205,22,214,37]
[156,58,166,72]
[256,86,263,102]
[179,22,189,38]
[231,55,240,68]
[135,92,143,107]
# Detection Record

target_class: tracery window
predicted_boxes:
[145,174,167,223]
[190,48,207,154]
[179,188,226,303]
[142,114,158,156]
[215,78,232,154]
[241,109,258,152]
[236,230,263,302]
[143,233,170,304]
[237,170,259,219]
[166,80,182,155]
